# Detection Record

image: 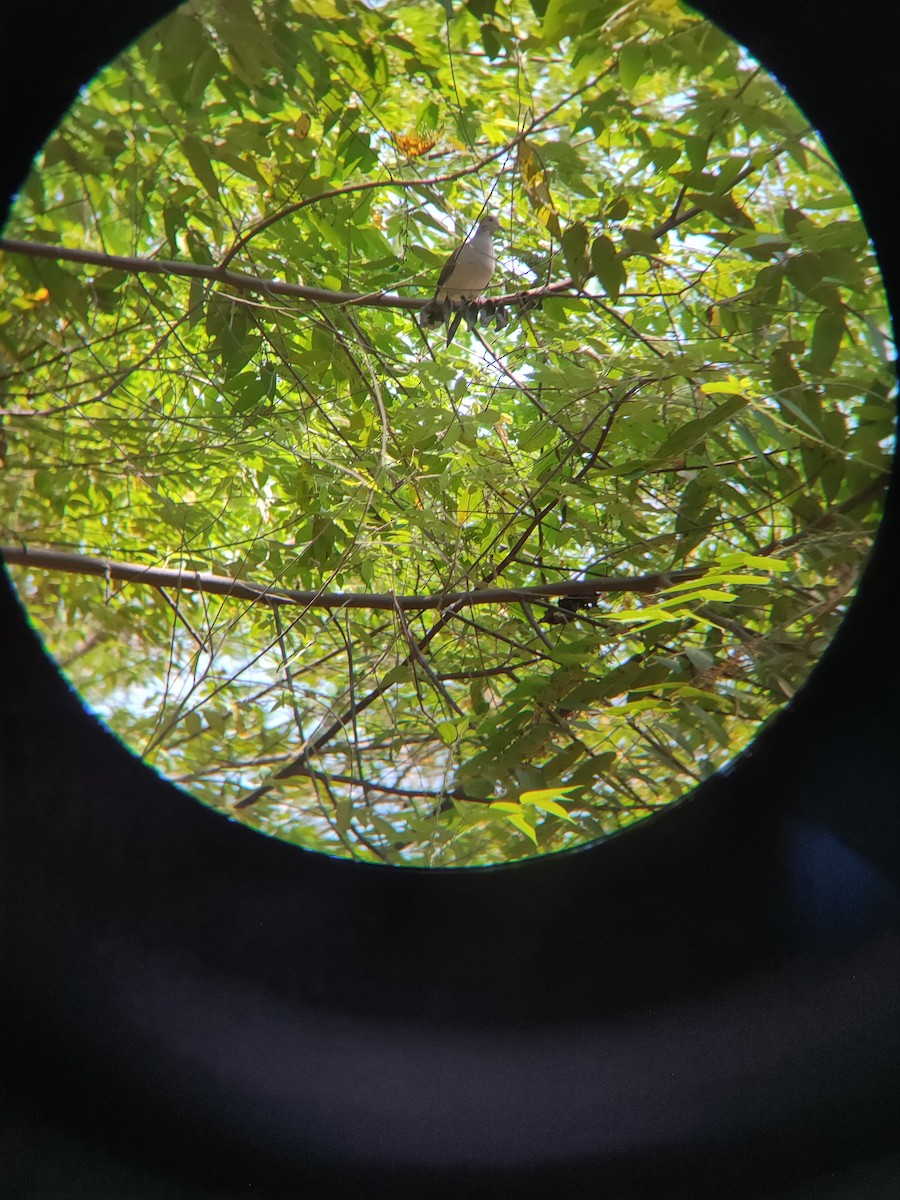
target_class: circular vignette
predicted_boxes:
[1,2,899,1197]
[0,0,894,868]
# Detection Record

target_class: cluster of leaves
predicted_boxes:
[0,0,893,865]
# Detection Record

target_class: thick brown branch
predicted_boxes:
[0,236,566,313]
[0,543,704,612]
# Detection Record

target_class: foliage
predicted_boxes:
[0,0,893,866]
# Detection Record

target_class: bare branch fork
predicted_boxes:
[0,543,706,612]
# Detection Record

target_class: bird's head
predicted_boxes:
[477,214,503,236]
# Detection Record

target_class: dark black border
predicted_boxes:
[2,2,899,1196]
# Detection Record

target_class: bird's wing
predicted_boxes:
[434,241,464,291]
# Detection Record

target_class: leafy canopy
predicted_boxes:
[0,0,893,865]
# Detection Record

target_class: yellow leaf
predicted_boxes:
[506,812,539,844]
[517,140,561,239]
[523,798,571,819]
[456,486,480,525]
[393,132,437,159]
[519,786,577,804]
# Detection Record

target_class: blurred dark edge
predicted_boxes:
[0,1,898,1197]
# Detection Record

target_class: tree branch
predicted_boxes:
[235,764,492,810]
[0,543,705,612]
[0,236,568,314]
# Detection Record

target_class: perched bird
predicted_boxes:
[419,214,502,328]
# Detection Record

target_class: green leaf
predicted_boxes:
[562,220,590,288]
[785,253,842,308]
[182,135,221,200]
[157,13,212,104]
[440,716,471,746]
[591,235,627,300]
[605,195,629,222]
[335,796,352,837]
[619,43,645,92]
[651,394,750,462]
[674,477,712,535]
[683,135,709,172]
[686,191,754,229]
[804,309,846,376]
[623,227,662,256]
